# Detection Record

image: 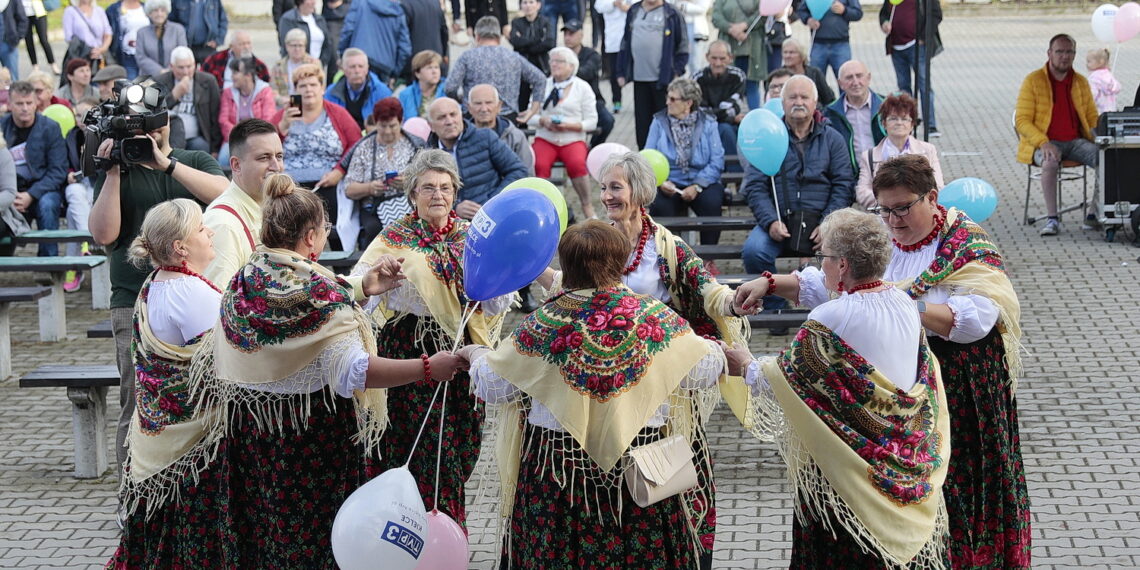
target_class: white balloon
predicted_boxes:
[1093,3,1120,44]
[332,467,430,570]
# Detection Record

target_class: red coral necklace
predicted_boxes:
[623,209,652,275]
[894,206,947,252]
[157,263,222,294]
[845,280,884,294]
[421,212,457,244]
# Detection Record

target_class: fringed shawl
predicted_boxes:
[896,207,1023,392]
[750,320,951,568]
[120,275,220,519]
[355,214,504,348]
[190,248,388,450]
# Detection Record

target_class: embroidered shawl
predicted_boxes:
[896,207,1023,392]
[191,248,387,448]
[750,320,950,568]
[355,214,504,348]
[120,275,220,519]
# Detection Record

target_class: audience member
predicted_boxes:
[764,66,792,102]
[879,0,942,136]
[854,92,943,208]
[324,47,393,129]
[510,0,556,114]
[398,50,446,120]
[169,0,228,62]
[135,0,187,79]
[93,64,128,101]
[155,46,222,154]
[398,0,448,81]
[695,40,747,159]
[616,0,689,149]
[24,0,58,75]
[529,47,598,219]
[796,0,861,84]
[1086,47,1120,113]
[63,0,113,70]
[446,16,545,124]
[271,27,321,107]
[780,39,834,105]
[464,0,508,39]
[468,84,534,176]
[0,138,28,255]
[673,0,711,74]
[107,0,149,78]
[26,71,70,111]
[594,0,629,113]
[0,1,27,80]
[825,59,884,161]
[277,0,336,75]
[339,0,412,84]
[201,30,270,90]
[218,58,277,163]
[1,81,67,257]
[712,0,784,109]
[563,19,614,147]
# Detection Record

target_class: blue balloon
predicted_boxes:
[463,188,560,301]
[806,0,831,20]
[939,177,998,223]
[763,97,784,118]
[737,109,789,177]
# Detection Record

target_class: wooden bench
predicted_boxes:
[691,244,744,260]
[0,286,52,379]
[320,250,362,272]
[0,256,108,341]
[20,365,120,478]
[655,216,755,233]
[748,309,811,330]
[9,230,110,309]
[88,318,113,339]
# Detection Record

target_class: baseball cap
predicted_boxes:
[561,19,583,32]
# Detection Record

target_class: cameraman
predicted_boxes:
[1,81,67,257]
[88,111,227,469]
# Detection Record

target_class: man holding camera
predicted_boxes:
[1,81,68,257]
[88,95,228,468]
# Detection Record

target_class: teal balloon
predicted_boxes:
[737,109,789,176]
[806,0,831,20]
[762,97,784,118]
[939,177,998,223]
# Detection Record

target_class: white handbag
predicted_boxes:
[624,434,699,508]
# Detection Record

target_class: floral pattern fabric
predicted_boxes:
[654,227,720,339]
[380,215,469,295]
[132,279,203,434]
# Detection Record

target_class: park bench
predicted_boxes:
[19,365,120,478]
[9,230,110,310]
[88,318,113,339]
[0,286,52,379]
[0,256,108,341]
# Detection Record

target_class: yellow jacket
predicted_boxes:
[1015,64,1099,164]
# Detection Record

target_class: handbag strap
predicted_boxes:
[69,5,101,40]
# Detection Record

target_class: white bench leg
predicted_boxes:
[38,272,67,342]
[66,385,109,479]
[91,263,111,310]
[0,302,10,379]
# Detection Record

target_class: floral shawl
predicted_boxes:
[750,320,950,568]
[119,275,219,519]
[355,213,504,348]
[897,207,1023,392]
[190,248,387,449]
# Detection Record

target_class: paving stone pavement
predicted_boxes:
[3,6,1140,568]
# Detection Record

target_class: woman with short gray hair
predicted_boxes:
[134,0,188,78]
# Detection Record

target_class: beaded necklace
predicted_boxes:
[894,206,947,252]
[845,280,885,294]
[622,208,653,275]
[416,212,457,245]
[157,264,222,294]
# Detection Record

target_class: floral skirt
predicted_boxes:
[789,501,950,569]
[504,425,704,570]
[370,316,484,526]
[929,329,1032,569]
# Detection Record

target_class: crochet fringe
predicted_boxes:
[118,434,222,521]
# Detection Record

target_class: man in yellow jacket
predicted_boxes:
[1015,33,1099,236]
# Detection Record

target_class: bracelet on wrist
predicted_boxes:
[420,353,431,382]
[762,271,776,295]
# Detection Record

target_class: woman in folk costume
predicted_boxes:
[352,149,514,526]
[110,173,467,568]
[724,208,951,569]
[459,221,726,569]
[109,199,223,568]
[736,155,1029,568]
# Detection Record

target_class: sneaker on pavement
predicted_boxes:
[1039,218,1060,236]
[928,127,942,138]
[63,271,84,293]
[613,102,622,114]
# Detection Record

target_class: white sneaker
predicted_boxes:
[1039,218,1060,236]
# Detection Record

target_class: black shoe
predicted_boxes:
[518,288,540,313]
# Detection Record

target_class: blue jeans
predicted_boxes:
[542,0,579,34]
[717,122,740,170]
[0,41,19,80]
[742,225,788,310]
[734,55,761,110]
[120,54,139,80]
[891,44,936,129]
[810,41,851,84]
[32,190,62,257]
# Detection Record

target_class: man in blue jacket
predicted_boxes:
[170,0,229,63]
[616,0,688,149]
[324,48,394,129]
[1,82,68,256]
[340,0,412,84]
[425,98,526,220]
[797,0,862,85]
[740,75,854,317]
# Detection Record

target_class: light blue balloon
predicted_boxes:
[939,177,998,223]
[806,0,831,21]
[737,109,789,177]
[762,97,784,118]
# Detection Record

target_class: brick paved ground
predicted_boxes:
[2,5,1139,568]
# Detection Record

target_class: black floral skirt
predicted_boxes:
[789,501,950,569]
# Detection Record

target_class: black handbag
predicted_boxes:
[63,37,91,65]
[783,210,821,257]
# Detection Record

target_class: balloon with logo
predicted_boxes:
[763,97,784,118]
[639,148,670,186]
[1092,3,1120,43]
[1116,2,1140,42]
[415,510,469,569]
[504,177,568,235]
[760,0,792,16]
[806,0,831,20]
[737,108,789,176]
[403,116,431,141]
[586,142,632,180]
[332,467,430,570]
[43,104,76,137]
[939,177,998,223]
[463,188,560,301]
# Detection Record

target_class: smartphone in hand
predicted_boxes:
[290,94,302,110]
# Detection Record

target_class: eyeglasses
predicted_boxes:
[868,196,924,219]
[884,116,912,124]
[813,253,839,264]
[322,222,333,233]
[418,186,454,197]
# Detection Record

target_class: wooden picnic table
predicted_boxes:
[0,256,108,341]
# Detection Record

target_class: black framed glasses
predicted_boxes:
[813,253,839,264]
[868,196,924,219]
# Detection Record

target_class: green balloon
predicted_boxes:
[639,149,670,187]
[503,177,568,236]
[43,104,76,137]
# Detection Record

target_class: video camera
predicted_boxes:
[81,78,169,176]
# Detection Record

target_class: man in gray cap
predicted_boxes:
[93,65,128,101]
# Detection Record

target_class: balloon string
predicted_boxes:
[771,177,783,226]
[404,381,445,468]
[451,301,479,353]
[432,382,448,510]
[1112,44,1120,74]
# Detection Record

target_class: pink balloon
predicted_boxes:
[1115,2,1140,42]
[403,117,432,141]
[415,510,469,570]
[760,0,792,17]
[586,142,632,181]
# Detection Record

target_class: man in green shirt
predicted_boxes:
[89,118,228,469]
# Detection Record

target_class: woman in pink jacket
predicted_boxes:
[854,93,944,209]
[218,57,277,163]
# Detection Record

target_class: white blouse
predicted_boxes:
[622,237,671,304]
[529,76,598,146]
[147,277,222,346]
[234,332,371,398]
[471,338,724,431]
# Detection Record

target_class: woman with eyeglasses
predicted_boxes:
[271,28,321,107]
[854,92,944,209]
[351,150,515,527]
[736,154,1030,568]
[723,207,951,569]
